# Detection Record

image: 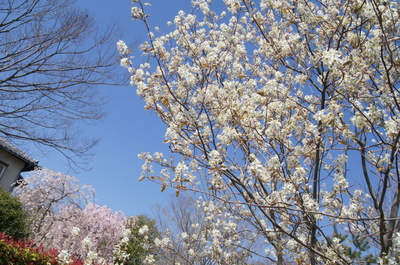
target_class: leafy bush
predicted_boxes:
[0,232,59,265]
[0,186,27,239]
[0,232,84,265]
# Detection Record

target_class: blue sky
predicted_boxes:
[31,0,195,217]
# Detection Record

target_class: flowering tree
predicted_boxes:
[120,0,400,263]
[45,203,128,264]
[13,168,94,242]
[153,194,264,264]
[13,168,130,263]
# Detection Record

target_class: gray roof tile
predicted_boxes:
[0,137,38,171]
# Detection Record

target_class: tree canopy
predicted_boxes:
[121,0,400,263]
[124,215,159,265]
[13,168,130,264]
[0,187,27,240]
[0,0,119,166]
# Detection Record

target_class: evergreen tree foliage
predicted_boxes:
[125,215,159,265]
[0,187,27,240]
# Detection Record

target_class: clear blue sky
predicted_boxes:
[31,0,194,217]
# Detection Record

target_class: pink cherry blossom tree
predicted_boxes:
[14,168,129,263]
[120,0,400,264]
[14,168,95,242]
[46,203,128,263]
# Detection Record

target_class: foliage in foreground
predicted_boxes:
[120,0,400,263]
[0,232,83,265]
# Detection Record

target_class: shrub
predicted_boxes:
[0,186,27,239]
[0,232,84,265]
[0,232,59,265]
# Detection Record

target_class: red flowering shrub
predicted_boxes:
[0,232,84,265]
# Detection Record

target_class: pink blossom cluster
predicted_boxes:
[14,168,130,263]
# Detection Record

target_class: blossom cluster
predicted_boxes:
[46,203,127,264]
[152,195,259,264]
[13,168,133,265]
[121,0,400,263]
